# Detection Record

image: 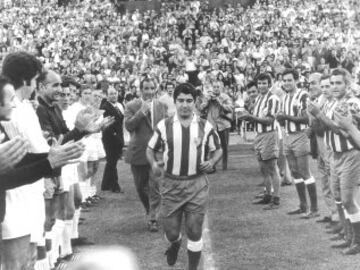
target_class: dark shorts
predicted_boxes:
[284,131,310,157]
[160,175,209,218]
[330,149,360,201]
[254,131,279,161]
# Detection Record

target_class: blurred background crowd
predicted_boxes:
[0,0,359,115]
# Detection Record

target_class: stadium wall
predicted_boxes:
[113,0,255,13]
[209,0,256,8]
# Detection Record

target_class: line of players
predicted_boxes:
[0,52,114,270]
[240,68,360,255]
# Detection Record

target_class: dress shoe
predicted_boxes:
[254,191,265,199]
[287,208,307,215]
[301,211,320,219]
[316,216,332,223]
[253,194,272,205]
[263,201,280,210]
[112,188,124,193]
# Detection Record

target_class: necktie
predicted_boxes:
[113,103,123,117]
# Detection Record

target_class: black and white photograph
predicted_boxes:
[0,0,360,269]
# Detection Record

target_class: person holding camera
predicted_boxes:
[200,80,233,170]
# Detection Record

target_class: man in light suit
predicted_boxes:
[124,78,167,232]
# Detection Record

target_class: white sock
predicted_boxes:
[51,219,65,264]
[72,209,81,239]
[80,178,92,200]
[47,251,54,270]
[91,185,96,197]
[61,220,73,257]
[34,258,50,270]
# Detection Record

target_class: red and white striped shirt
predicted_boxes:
[252,91,280,133]
[148,114,221,178]
[282,89,309,133]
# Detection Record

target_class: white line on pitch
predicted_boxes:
[202,214,217,270]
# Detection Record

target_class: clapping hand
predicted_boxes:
[307,101,321,117]
[74,107,97,132]
[0,135,29,174]
[47,135,85,168]
[85,116,115,133]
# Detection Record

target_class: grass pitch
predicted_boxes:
[79,145,360,270]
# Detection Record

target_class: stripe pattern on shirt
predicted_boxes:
[148,114,221,177]
[326,98,360,152]
[282,89,309,133]
[253,91,280,133]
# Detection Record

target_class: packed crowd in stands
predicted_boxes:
[1,0,359,107]
[1,0,360,270]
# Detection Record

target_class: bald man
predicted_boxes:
[36,70,97,266]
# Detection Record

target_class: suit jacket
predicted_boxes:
[101,100,124,147]
[124,98,167,165]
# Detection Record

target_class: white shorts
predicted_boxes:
[30,193,46,244]
[61,163,79,192]
[83,134,105,161]
[2,187,33,240]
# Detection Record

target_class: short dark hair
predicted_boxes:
[173,83,197,102]
[2,51,42,90]
[282,68,299,81]
[0,76,12,106]
[140,78,156,90]
[256,73,272,87]
[246,81,257,90]
[79,84,92,96]
[331,68,351,86]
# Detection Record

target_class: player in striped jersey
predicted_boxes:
[147,83,222,270]
[308,68,360,255]
[307,74,338,224]
[240,73,281,209]
[276,69,319,218]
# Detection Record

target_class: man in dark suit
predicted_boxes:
[125,78,167,232]
[101,86,124,193]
